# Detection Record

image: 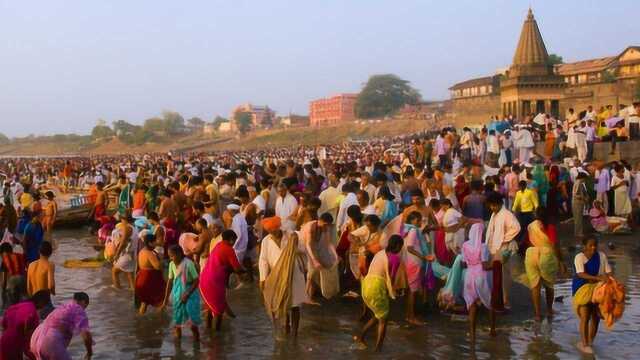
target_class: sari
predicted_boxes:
[199,241,241,316]
[168,258,202,326]
[118,183,131,216]
[379,200,398,228]
[544,131,555,159]
[572,252,600,315]
[30,302,89,360]
[462,223,491,309]
[433,210,455,266]
[0,301,39,360]
[524,220,559,288]
[532,165,549,205]
[135,250,165,307]
[437,254,464,308]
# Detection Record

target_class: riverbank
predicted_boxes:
[46,224,639,359]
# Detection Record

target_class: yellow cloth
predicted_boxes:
[262,233,298,320]
[362,275,390,319]
[573,282,597,315]
[512,189,538,213]
[524,221,559,288]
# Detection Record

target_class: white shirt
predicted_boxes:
[231,213,249,260]
[202,213,215,228]
[252,195,266,213]
[336,192,358,231]
[275,193,298,232]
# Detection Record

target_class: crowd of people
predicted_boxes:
[0,105,635,358]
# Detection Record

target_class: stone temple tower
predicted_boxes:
[500,8,565,118]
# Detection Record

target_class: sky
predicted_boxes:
[1,0,639,137]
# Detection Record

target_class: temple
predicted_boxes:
[448,8,640,126]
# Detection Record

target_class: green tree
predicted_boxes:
[0,132,9,145]
[161,110,185,135]
[91,125,114,139]
[212,116,228,129]
[112,120,139,137]
[143,117,165,133]
[355,74,421,119]
[547,53,563,65]
[234,111,253,134]
[187,117,205,129]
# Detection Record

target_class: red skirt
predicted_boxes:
[135,269,166,306]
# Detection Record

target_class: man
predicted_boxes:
[575,122,588,163]
[401,189,430,222]
[301,213,339,303]
[275,182,298,232]
[485,194,520,310]
[435,130,448,168]
[585,119,597,162]
[228,203,248,263]
[631,102,640,140]
[504,165,520,210]
[459,128,473,166]
[565,108,579,130]
[485,130,500,168]
[336,182,358,232]
[359,174,376,205]
[318,173,340,221]
[584,105,596,122]
[501,130,513,166]
[259,217,307,338]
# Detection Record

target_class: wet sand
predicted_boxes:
[46,227,639,359]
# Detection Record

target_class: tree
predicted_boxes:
[143,117,165,133]
[234,111,253,134]
[547,53,563,65]
[355,74,421,119]
[161,110,185,135]
[91,125,114,139]
[187,117,205,129]
[112,120,139,137]
[212,116,228,130]
[0,132,10,145]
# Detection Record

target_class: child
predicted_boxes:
[161,245,201,340]
[354,234,404,352]
[1,242,26,307]
[26,241,55,297]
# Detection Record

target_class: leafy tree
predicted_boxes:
[355,74,421,119]
[547,53,563,65]
[91,125,114,139]
[161,110,185,135]
[187,117,205,129]
[0,132,9,145]
[211,116,228,129]
[112,120,139,137]
[234,111,253,134]
[143,117,165,133]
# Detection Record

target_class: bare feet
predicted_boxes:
[353,336,367,349]
[577,342,593,354]
[406,318,426,326]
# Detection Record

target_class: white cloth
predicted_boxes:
[258,233,307,307]
[574,251,611,275]
[486,207,521,255]
[231,213,249,261]
[336,192,358,231]
[275,193,298,232]
[443,208,465,253]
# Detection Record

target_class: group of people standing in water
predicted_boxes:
[0,119,632,357]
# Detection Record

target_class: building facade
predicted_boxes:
[309,93,358,127]
[448,9,640,127]
[231,103,276,129]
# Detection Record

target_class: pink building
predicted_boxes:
[309,93,358,127]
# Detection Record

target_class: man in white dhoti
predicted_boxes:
[301,213,339,303]
[575,122,588,163]
[275,182,298,232]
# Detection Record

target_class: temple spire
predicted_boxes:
[512,8,549,67]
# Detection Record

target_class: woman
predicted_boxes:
[461,223,495,343]
[0,290,50,360]
[589,200,610,233]
[525,207,564,320]
[199,230,245,331]
[111,213,136,290]
[374,186,397,228]
[132,185,147,218]
[30,292,93,360]
[354,234,403,352]
[161,245,201,340]
[611,165,632,218]
[572,236,612,354]
[544,123,555,161]
[135,234,166,315]
[41,191,57,245]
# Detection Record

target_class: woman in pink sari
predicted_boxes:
[0,290,50,360]
[199,229,245,332]
[30,292,93,360]
[462,223,495,343]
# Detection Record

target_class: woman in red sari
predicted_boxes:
[199,229,245,331]
[135,234,166,315]
[454,175,470,208]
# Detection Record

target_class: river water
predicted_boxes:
[47,226,638,360]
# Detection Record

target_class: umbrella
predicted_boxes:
[605,117,624,128]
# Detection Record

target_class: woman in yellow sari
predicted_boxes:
[543,124,555,161]
[525,207,564,321]
[572,235,612,354]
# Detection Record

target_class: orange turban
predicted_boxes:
[261,216,282,233]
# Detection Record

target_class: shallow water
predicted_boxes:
[45,227,639,359]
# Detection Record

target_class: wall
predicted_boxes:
[562,79,638,114]
[449,94,501,128]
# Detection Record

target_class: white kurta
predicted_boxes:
[611,176,632,216]
[259,233,307,307]
[275,193,298,232]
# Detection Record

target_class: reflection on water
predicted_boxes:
[46,227,638,359]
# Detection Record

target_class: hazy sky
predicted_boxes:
[1,0,638,137]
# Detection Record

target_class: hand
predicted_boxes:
[180,293,189,304]
[559,263,568,276]
[598,274,610,282]
[424,254,435,262]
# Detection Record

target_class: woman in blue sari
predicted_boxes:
[572,235,612,354]
[375,186,398,228]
